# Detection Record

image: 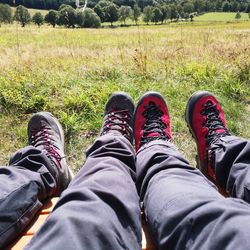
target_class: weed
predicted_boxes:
[59,111,80,139]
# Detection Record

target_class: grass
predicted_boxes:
[11,7,49,16]
[0,21,249,173]
[195,12,250,22]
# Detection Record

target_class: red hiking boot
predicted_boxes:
[134,92,172,152]
[185,91,230,182]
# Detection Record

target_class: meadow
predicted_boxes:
[10,7,49,16]
[195,12,250,21]
[0,20,249,172]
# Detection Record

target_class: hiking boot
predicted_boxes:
[185,91,230,181]
[134,91,172,152]
[28,112,72,194]
[100,92,134,143]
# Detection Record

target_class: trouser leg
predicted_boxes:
[0,146,57,248]
[26,134,141,250]
[210,135,250,202]
[137,140,250,250]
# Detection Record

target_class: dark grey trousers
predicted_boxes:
[1,134,250,249]
[0,146,58,248]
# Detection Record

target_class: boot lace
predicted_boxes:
[102,109,132,139]
[31,126,64,165]
[201,100,230,145]
[140,101,168,146]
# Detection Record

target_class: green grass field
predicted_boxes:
[0,21,249,172]
[195,12,250,21]
[11,7,49,16]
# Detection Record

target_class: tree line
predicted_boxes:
[0,1,249,28]
[0,3,102,27]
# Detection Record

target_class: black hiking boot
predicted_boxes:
[28,112,73,195]
[100,92,135,143]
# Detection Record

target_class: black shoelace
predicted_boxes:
[201,101,230,145]
[102,109,132,139]
[140,101,168,147]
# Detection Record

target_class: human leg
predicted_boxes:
[185,91,250,202]
[25,92,141,250]
[0,112,71,248]
[134,92,250,250]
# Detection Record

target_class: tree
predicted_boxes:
[119,5,131,24]
[104,2,119,26]
[113,0,136,8]
[231,1,239,12]
[222,2,231,12]
[183,12,189,20]
[0,4,12,25]
[32,12,44,27]
[76,8,101,28]
[235,11,241,19]
[203,0,212,12]
[138,0,154,10]
[215,0,223,11]
[170,5,178,21]
[131,4,141,25]
[59,4,70,11]
[190,13,194,22]
[94,2,106,22]
[183,2,194,14]
[245,4,250,13]
[14,5,31,27]
[0,0,60,10]
[57,4,77,28]
[176,4,183,19]
[45,10,58,28]
[143,6,153,25]
[151,7,162,24]
[94,0,119,25]
[160,5,170,24]
[193,0,204,13]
